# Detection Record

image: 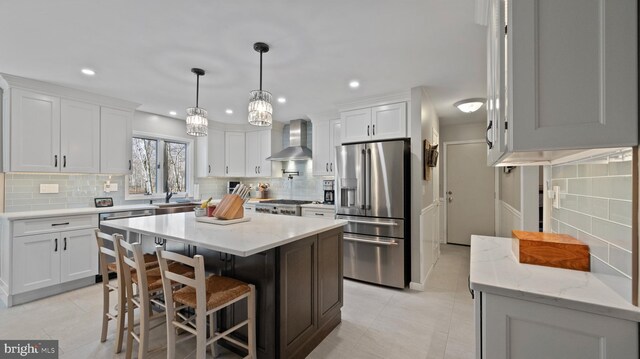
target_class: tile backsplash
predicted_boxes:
[550,149,632,300]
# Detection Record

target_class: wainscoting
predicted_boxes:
[497,200,522,238]
[411,201,441,290]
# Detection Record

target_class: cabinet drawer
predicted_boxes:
[301,208,335,218]
[14,215,98,237]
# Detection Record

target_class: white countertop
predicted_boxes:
[0,204,159,220]
[100,212,347,257]
[470,235,640,321]
[300,204,335,210]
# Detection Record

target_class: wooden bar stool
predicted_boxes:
[155,247,257,359]
[114,234,193,359]
[95,230,161,353]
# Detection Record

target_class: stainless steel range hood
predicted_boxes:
[267,119,312,161]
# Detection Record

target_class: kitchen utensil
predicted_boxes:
[214,194,245,220]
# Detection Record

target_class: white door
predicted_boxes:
[245,131,260,176]
[225,131,245,177]
[340,108,371,143]
[13,233,61,294]
[61,99,100,173]
[330,120,341,174]
[100,107,133,174]
[446,142,495,245]
[10,89,61,172]
[258,130,272,177]
[371,103,406,140]
[60,229,98,282]
[312,121,331,175]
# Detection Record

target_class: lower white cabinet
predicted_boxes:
[301,207,335,218]
[475,291,638,359]
[13,228,98,294]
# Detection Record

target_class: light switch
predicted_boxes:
[40,184,59,194]
[552,186,560,209]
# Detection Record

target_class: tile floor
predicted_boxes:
[0,244,473,359]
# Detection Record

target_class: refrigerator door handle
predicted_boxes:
[361,149,367,210]
[347,219,398,226]
[366,148,372,210]
[344,236,398,246]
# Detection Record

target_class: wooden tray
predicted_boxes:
[512,230,590,271]
[196,216,251,226]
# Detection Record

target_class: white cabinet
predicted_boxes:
[312,119,341,176]
[475,291,638,359]
[60,229,98,282]
[243,203,256,213]
[10,89,61,172]
[245,130,272,177]
[301,207,335,218]
[486,0,637,166]
[225,131,245,177]
[61,99,100,173]
[196,128,225,177]
[341,103,406,144]
[100,107,133,174]
[13,233,61,293]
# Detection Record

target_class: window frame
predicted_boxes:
[125,131,194,201]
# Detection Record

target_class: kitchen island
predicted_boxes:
[102,212,347,359]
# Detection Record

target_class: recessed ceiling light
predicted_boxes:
[225,109,233,115]
[349,80,360,88]
[81,68,96,76]
[169,111,177,116]
[453,98,485,113]
[277,97,286,104]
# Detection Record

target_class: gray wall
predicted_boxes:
[500,167,521,209]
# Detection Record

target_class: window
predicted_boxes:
[127,135,192,198]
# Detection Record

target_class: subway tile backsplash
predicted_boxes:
[551,149,633,300]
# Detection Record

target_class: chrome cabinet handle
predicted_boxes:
[54,155,58,167]
[326,163,329,172]
[255,166,258,174]
[63,155,67,168]
[208,165,211,174]
[315,213,325,216]
[373,124,376,136]
[344,236,398,246]
[330,163,333,172]
[51,222,69,227]
[367,125,370,136]
[258,166,261,174]
[63,237,67,251]
[486,120,493,149]
[129,160,132,171]
[54,238,58,252]
[226,166,228,174]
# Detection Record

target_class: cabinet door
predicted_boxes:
[486,0,508,165]
[258,130,272,177]
[60,228,98,283]
[10,89,61,172]
[330,120,341,174]
[340,108,371,143]
[13,233,61,294]
[61,99,100,173]
[312,121,331,176]
[371,103,406,140]
[317,229,342,326]
[510,0,637,151]
[245,131,260,176]
[483,293,638,359]
[209,129,226,177]
[225,131,245,177]
[100,107,133,174]
[195,136,209,178]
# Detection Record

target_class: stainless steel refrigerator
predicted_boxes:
[335,139,410,288]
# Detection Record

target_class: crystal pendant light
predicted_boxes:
[248,42,273,127]
[186,68,208,136]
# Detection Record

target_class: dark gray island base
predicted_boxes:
[193,227,343,359]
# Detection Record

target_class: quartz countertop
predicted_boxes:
[300,204,335,210]
[0,204,159,221]
[101,212,347,257]
[470,235,640,321]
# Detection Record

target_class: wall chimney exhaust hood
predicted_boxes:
[267,119,312,161]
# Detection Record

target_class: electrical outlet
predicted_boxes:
[40,184,59,194]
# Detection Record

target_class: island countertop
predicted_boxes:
[470,235,640,321]
[101,212,347,257]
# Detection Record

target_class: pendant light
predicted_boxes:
[248,42,273,127]
[186,68,208,136]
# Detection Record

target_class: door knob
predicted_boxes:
[448,196,453,203]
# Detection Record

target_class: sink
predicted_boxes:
[155,204,196,215]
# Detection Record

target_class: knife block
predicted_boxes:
[213,194,245,220]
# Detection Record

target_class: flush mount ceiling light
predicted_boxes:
[248,42,273,127]
[454,98,485,113]
[277,97,286,104]
[225,109,233,115]
[349,80,360,88]
[169,111,177,116]
[81,68,96,76]
[186,68,208,137]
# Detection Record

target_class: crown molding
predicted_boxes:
[336,90,411,112]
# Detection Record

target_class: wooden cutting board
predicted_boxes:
[196,216,251,225]
[512,230,590,271]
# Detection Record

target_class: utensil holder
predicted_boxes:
[214,194,245,220]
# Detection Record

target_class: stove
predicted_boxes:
[255,199,312,216]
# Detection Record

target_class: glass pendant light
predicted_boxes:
[248,42,273,127]
[186,68,208,136]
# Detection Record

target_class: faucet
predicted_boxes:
[165,191,173,203]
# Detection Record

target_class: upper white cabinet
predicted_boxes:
[225,131,245,177]
[245,130,273,177]
[486,0,637,166]
[196,128,225,177]
[100,107,133,174]
[312,119,341,176]
[10,89,61,172]
[341,102,407,144]
[61,99,100,173]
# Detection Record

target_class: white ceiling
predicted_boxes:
[0,0,487,126]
